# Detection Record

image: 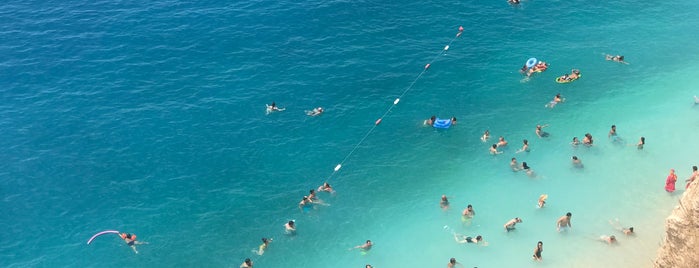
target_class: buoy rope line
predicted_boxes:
[324,26,465,183]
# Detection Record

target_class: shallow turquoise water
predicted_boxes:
[1,0,699,267]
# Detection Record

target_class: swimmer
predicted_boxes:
[481,130,490,142]
[365,265,373,268]
[462,204,475,220]
[447,257,461,268]
[451,117,457,125]
[535,124,549,138]
[572,156,584,168]
[425,115,436,126]
[582,133,593,146]
[569,69,580,80]
[266,102,285,114]
[636,137,645,150]
[456,26,464,37]
[317,182,335,193]
[489,144,502,155]
[508,0,520,4]
[308,189,317,201]
[556,212,572,232]
[119,233,147,254]
[538,194,548,208]
[516,139,529,153]
[285,220,296,235]
[256,238,272,255]
[605,54,627,64]
[240,258,254,268]
[686,166,698,189]
[440,195,450,210]
[353,240,372,252]
[504,217,523,232]
[306,107,324,116]
[599,235,617,245]
[521,162,535,177]
[609,219,634,235]
[298,196,312,211]
[520,64,528,74]
[497,136,508,147]
[510,157,521,172]
[571,137,580,147]
[545,93,564,108]
[532,241,543,261]
[608,125,617,138]
[453,233,485,245]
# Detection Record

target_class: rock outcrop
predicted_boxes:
[654,181,699,268]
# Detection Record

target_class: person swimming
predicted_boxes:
[481,130,490,142]
[538,194,548,208]
[637,136,645,150]
[497,136,508,147]
[317,182,334,193]
[256,237,272,255]
[599,235,617,245]
[516,139,529,153]
[490,144,502,155]
[571,136,580,147]
[609,219,634,235]
[266,102,285,114]
[582,133,593,146]
[462,204,475,222]
[424,115,436,126]
[285,220,296,235]
[119,233,147,254]
[504,217,523,232]
[306,107,324,116]
[353,240,372,252]
[535,124,549,138]
[521,162,535,177]
[605,54,626,63]
[453,233,485,245]
[440,195,450,210]
[545,93,563,108]
[447,257,461,268]
[298,196,313,211]
[510,157,521,172]
[240,258,253,268]
[572,156,584,168]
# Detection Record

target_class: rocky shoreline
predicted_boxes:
[654,182,699,268]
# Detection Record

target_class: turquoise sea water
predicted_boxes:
[2,0,699,267]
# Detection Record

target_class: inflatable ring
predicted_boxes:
[433,118,452,129]
[526,58,537,68]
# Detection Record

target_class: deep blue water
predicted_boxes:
[1,0,699,267]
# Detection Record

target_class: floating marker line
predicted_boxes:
[324,28,464,182]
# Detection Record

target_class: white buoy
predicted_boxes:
[444,45,449,51]
[334,164,342,171]
[394,98,400,105]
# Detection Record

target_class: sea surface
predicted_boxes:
[1,0,699,267]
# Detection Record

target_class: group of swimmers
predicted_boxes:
[424,115,457,126]
[456,89,654,264]
[240,182,337,267]
[265,101,324,117]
